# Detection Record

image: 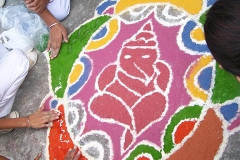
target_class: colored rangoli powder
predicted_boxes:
[48,105,86,160]
[44,0,240,159]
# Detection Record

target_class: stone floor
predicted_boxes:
[0,0,240,160]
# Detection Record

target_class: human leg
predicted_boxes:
[47,0,71,21]
[0,45,29,117]
[0,42,9,59]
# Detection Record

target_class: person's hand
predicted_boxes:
[34,153,42,160]
[64,146,81,160]
[24,0,49,13]
[28,105,60,129]
[47,24,68,59]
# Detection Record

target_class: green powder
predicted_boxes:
[211,63,240,104]
[126,145,162,160]
[199,11,207,25]
[50,15,111,98]
[163,105,202,154]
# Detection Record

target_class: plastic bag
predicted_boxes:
[0,5,49,52]
[0,27,33,53]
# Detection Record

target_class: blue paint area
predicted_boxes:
[198,67,212,91]
[93,26,107,40]
[68,56,92,97]
[207,0,216,7]
[94,0,116,40]
[51,100,58,109]
[220,103,239,121]
[182,21,210,53]
[96,0,117,15]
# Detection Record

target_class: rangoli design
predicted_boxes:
[42,0,240,159]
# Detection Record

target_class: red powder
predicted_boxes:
[48,104,87,160]
[137,156,151,160]
[174,121,196,144]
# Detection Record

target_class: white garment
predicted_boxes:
[47,0,71,21]
[0,0,70,117]
[0,44,29,117]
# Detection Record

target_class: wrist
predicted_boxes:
[49,22,60,29]
[27,116,32,128]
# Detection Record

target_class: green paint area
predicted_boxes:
[126,144,162,160]
[49,15,111,98]
[163,105,202,154]
[211,64,240,104]
[199,11,207,25]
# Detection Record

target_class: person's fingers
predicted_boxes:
[70,146,77,157]
[25,0,45,13]
[41,111,59,119]
[46,41,51,52]
[38,123,48,128]
[73,151,81,160]
[34,7,42,13]
[64,148,73,160]
[50,50,56,59]
[42,110,59,115]
[43,115,51,123]
[29,110,60,128]
[48,24,68,59]
[44,122,53,127]
[64,146,79,160]
[34,153,42,160]
[26,1,39,12]
[26,0,39,7]
[25,2,34,7]
[27,6,44,13]
[43,114,58,123]
[38,104,44,111]
[24,0,33,4]
[50,48,60,59]
[62,31,68,43]
[29,107,59,127]
[32,119,53,128]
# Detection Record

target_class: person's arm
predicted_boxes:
[64,146,81,160]
[37,8,68,59]
[24,0,49,13]
[0,117,29,129]
[24,0,68,60]
[0,105,60,129]
[34,146,80,160]
[0,155,8,160]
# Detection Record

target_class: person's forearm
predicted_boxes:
[0,117,28,129]
[24,0,57,26]
[36,8,58,27]
[0,155,8,160]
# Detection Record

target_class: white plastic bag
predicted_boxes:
[0,5,49,52]
[0,27,33,53]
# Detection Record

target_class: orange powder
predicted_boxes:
[48,104,87,160]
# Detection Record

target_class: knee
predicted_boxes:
[54,10,70,21]
[47,0,70,21]
[9,49,27,60]
[8,49,29,72]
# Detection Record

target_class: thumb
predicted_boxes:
[46,42,51,52]
[34,153,42,160]
[38,104,44,111]
[63,33,68,43]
